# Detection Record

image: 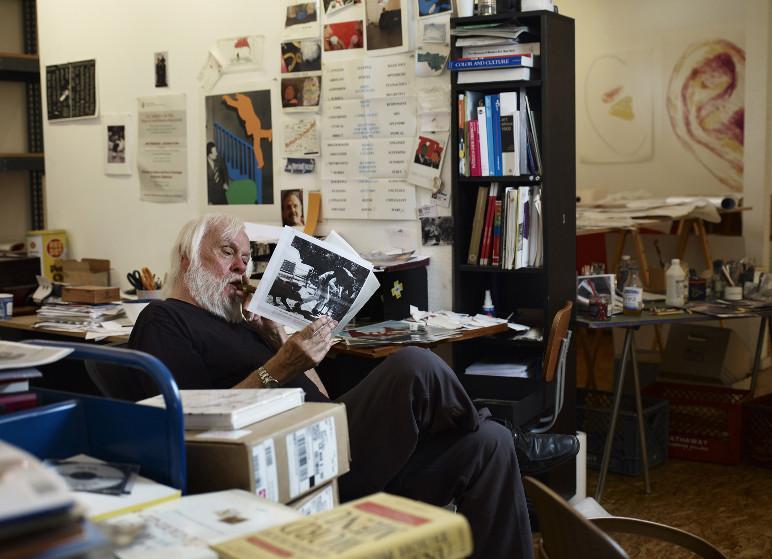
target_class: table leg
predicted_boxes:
[676,218,692,259]
[595,328,633,503]
[632,230,650,287]
[630,336,651,494]
[611,230,629,274]
[749,316,768,398]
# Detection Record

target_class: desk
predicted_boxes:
[0,314,129,344]
[577,307,769,503]
[329,322,510,359]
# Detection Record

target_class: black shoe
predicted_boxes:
[512,429,580,475]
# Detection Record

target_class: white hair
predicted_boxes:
[165,213,247,299]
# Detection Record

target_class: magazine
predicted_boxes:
[0,341,73,371]
[248,227,379,334]
[339,320,462,347]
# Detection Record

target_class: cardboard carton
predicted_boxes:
[62,258,110,287]
[185,402,350,504]
[61,285,121,304]
[287,480,338,516]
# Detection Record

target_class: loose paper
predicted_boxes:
[283,117,321,156]
[407,132,448,189]
[323,97,416,139]
[137,94,187,203]
[323,55,414,100]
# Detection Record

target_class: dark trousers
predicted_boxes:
[336,347,534,559]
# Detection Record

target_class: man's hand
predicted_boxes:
[244,310,287,350]
[263,316,337,383]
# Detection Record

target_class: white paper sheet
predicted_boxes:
[323,137,410,178]
[283,116,321,156]
[137,94,187,203]
[323,54,414,101]
[323,178,416,220]
[323,97,416,139]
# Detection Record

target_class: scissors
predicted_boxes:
[127,270,144,291]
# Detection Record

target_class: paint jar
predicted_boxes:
[477,0,496,16]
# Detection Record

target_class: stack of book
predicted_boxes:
[35,301,125,333]
[468,183,543,269]
[0,368,41,414]
[458,88,542,178]
[449,23,539,84]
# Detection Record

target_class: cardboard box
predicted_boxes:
[62,258,110,287]
[186,402,350,504]
[26,229,68,282]
[61,285,121,304]
[287,480,338,516]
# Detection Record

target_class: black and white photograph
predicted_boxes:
[46,59,98,120]
[104,115,131,175]
[154,51,168,87]
[249,228,377,333]
[420,216,453,246]
[323,0,361,16]
[107,126,126,164]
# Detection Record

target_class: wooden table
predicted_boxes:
[329,322,510,359]
[0,314,129,344]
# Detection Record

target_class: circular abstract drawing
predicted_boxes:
[666,39,744,192]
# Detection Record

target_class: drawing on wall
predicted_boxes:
[323,21,364,51]
[666,39,745,192]
[281,39,322,73]
[214,35,265,73]
[364,0,407,55]
[581,51,653,164]
[205,89,274,205]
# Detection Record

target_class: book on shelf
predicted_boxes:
[139,388,305,430]
[499,91,519,176]
[478,183,499,266]
[503,187,518,270]
[524,92,543,175]
[447,54,534,70]
[467,186,489,265]
[476,103,490,177]
[515,186,529,269]
[0,391,37,413]
[490,200,503,267]
[451,24,528,39]
[461,42,541,59]
[483,95,498,176]
[457,66,531,84]
[468,118,481,176]
[0,378,33,394]
[212,492,473,559]
[457,93,466,177]
[529,187,544,267]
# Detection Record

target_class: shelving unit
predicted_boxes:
[0,0,45,231]
[449,10,576,493]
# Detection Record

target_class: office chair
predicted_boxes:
[523,476,728,559]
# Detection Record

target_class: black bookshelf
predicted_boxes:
[449,11,576,494]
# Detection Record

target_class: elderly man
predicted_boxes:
[130,214,577,559]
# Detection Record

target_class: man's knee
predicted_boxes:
[474,420,517,465]
[382,346,453,386]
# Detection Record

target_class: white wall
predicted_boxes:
[37,0,452,308]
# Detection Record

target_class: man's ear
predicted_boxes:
[180,254,190,274]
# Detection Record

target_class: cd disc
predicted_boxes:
[49,461,135,495]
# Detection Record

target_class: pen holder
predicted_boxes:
[137,289,164,300]
[723,286,742,301]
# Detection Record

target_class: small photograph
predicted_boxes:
[416,44,449,77]
[281,39,322,73]
[281,188,305,227]
[281,75,322,110]
[576,274,618,315]
[365,0,405,53]
[264,235,370,322]
[215,35,265,73]
[420,19,449,44]
[107,125,126,164]
[285,2,318,27]
[420,216,454,246]
[417,0,452,18]
[323,0,362,16]
[413,135,445,169]
[154,51,168,88]
[323,21,364,51]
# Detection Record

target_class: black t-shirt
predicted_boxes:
[128,298,328,402]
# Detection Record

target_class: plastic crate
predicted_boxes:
[577,389,669,476]
[644,382,748,465]
[744,393,772,468]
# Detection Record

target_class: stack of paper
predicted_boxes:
[464,361,533,378]
[35,302,125,333]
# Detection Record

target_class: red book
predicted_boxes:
[0,392,38,413]
[468,120,482,177]
[491,200,503,267]
[479,183,499,266]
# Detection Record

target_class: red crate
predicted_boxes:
[744,393,772,468]
[643,382,749,465]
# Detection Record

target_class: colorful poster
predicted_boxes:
[204,89,274,205]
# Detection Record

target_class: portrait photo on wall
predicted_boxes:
[420,216,453,246]
[281,39,322,73]
[365,0,407,54]
[281,188,305,228]
[204,88,274,205]
[417,0,452,18]
[285,1,318,28]
[323,21,364,52]
[323,0,362,17]
[104,115,131,176]
[154,51,168,88]
[280,75,322,111]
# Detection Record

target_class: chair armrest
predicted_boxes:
[590,517,727,559]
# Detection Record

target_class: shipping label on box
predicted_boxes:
[288,480,338,516]
[186,402,350,504]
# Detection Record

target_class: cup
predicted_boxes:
[0,293,13,320]
[137,289,164,300]
[724,285,743,301]
[457,0,475,17]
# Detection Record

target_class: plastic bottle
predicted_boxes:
[622,265,643,315]
[711,260,724,301]
[482,290,495,316]
[616,255,631,294]
[665,258,687,306]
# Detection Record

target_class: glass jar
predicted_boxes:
[477,0,497,16]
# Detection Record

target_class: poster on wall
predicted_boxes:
[103,114,131,176]
[284,0,320,37]
[137,94,187,203]
[204,88,274,205]
[45,59,98,121]
[364,0,409,56]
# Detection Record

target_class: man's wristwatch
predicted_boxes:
[256,366,280,388]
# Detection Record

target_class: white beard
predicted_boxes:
[185,261,243,323]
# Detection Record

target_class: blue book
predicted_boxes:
[448,55,534,71]
[490,94,503,176]
[484,95,496,176]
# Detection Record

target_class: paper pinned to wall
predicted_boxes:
[103,114,131,176]
[197,51,223,91]
[283,116,321,156]
[283,0,321,38]
[323,97,416,139]
[137,94,188,203]
[322,54,414,101]
[407,132,448,189]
